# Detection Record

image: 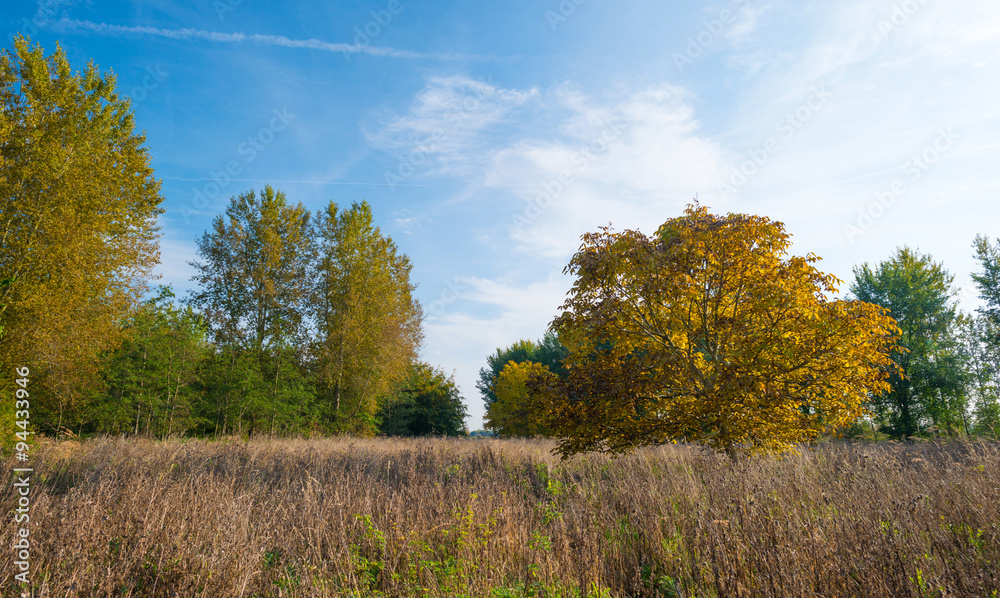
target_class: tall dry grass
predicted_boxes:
[1,436,998,597]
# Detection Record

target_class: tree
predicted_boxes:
[966,235,1000,436]
[378,363,468,437]
[972,235,1000,331]
[478,339,541,409]
[485,361,556,437]
[188,186,314,435]
[850,247,967,437]
[957,314,1000,437]
[92,286,209,437]
[0,37,164,431]
[190,186,313,352]
[311,201,422,434]
[477,331,567,410]
[534,204,900,459]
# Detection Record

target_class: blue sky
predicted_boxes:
[7,0,1000,429]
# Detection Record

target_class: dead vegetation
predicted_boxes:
[2,437,998,597]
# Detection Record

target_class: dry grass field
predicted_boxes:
[2,436,999,597]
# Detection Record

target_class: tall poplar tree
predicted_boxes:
[312,200,422,433]
[189,186,314,434]
[0,37,163,431]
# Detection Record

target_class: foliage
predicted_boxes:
[0,36,163,430]
[478,332,567,409]
[478,339,542,409]
[311,200,423,434]
[957,315,1000,437]
[485,361,556,437]
[90,286,209,437]
[536,204,901,458]
[850,247,968,437]
[378,363,468,437]
[188,186,315,435]
[972,234,1000,330]
[966,235,1000,436]
[189,185,313,353]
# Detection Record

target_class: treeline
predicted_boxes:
[90,189,467,438]
[0,38,467,439]
[480,240,1000,443]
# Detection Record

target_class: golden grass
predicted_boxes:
[2,436,999,597]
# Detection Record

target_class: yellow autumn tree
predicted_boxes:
[485,361,556,437]
[311,200,423,434]
[0,37,163,431]
[534,204,901,459]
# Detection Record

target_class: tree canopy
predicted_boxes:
[850,247,966,437]
[312,200,423,434]
[0,37,163,430]
[534,204,901,458]
[378,363,468,437]
[485,360,557,437]
[477,331,567,410]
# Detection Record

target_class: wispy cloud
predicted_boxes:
[367,75,539,177]
[52,19,494,61]
[483,84,728,258]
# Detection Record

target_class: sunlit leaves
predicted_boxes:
[312,201,422,434]
[0,37,163,427]
[189,185,313,353]
[537,204,902,458]
[486,361,556,437]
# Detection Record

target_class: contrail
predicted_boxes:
[52,18,488,61]
[160,177,429,187]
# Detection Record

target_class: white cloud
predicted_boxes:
[487,84,729,258]
[367,76,539,177]
[723,1,772,45]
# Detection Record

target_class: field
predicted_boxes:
[2,437,999,598]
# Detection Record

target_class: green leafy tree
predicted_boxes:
[850,247,967,438]
[188,186,314,435]
[477,331,567,410]
[972,235,1000,331]
[378,363,468,437]
[957,314,1000,437]
[92,286,209,437]
[0,37,163,431]
[312,201,423,434]
[536,205,900,459]
[966,235,1000,436]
